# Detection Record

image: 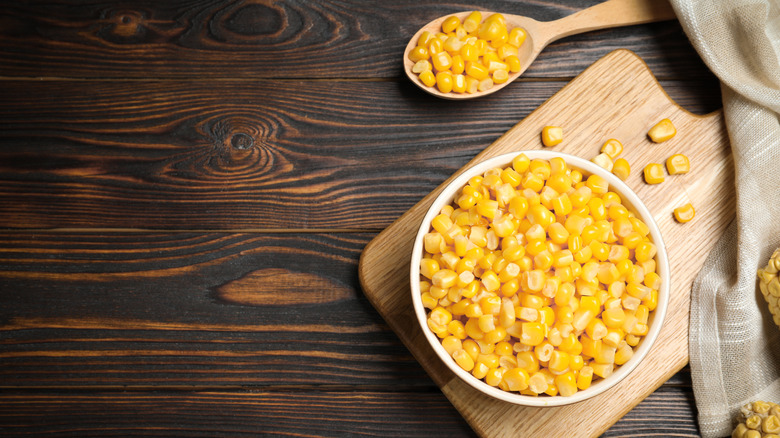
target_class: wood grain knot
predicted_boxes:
[218,268,350,306]
[230,133,254,150]
[223,3,283,37]
[110,11,145,37]
[199,116,277,175]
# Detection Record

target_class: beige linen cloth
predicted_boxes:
[668,0,780,436]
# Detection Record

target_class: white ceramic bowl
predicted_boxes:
[410,150,669,407]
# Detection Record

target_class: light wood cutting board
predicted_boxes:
[359,49,734,437]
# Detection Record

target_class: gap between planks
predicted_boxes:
[0,228,384,234]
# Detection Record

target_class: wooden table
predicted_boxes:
[0,1,722,436]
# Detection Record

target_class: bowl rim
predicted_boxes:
[410,150,670,407]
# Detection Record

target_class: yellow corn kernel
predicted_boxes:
[612,158,631,181]
[441,336,463,355]
[478,17,504,41]
[569,186,592,209]
[480,294,502,315]
[421,292,437,309]
[431,50,453,72]
[502,367,530,391]
[482,51,500,66]
[643,163,665,184]
[492,69,509,84]
[497,43,517,60]
[615,341,634,365]
[507,27,527,47]
[441,15,461,33]
[602,328,624,348]
[450,54,465,75]
[464,76,480,94]
[460,43,479,62]
[448,319,467,339]
[552,371,576,397]
[548,350,570,374]
[519,322,545,346]
[435,71,453,93]
[647,118,676,143]
[591,362,614,378]
[455,340,476,362]
[528,371,549,394]
[486,60,508,73]
[600,138,623,159]
[591,153,614,172]
[428,38,444,56]
[518,173,542,194]
[505,55,521,73]
[586,174,609,194]
[419,70,436,87]
[534,341,554,363]
[666,154,690,175]
[443,35,463,54]
[674,203,695,223]
[411,59,433,74]
[541,126,563,147]
[477,78,494,92]
[569,355,585,372]
[408,45,429,63]
[432,269,458,288]
[453,348,475,371]
[465,61,489,80]
[420,258,440,279]
[461,11,482,33]
[417,31,435,48]
[471,362,489,379]
[577,366,593,390]
[635,241,657,263]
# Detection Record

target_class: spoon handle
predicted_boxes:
[539,0,677,45]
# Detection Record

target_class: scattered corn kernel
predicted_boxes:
[666,154,690,175]
[647,118,676,143]
[420,153,661,398]
[541,126,563,147]
[673,203,695,223]
[643,163,665,185]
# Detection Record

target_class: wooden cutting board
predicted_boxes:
[358,49,733,437]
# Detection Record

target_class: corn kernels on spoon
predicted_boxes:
[403,0,677,99]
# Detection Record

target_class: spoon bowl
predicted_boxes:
[403,0,676,99]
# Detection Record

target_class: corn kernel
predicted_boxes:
[453,349,475,371]
[666,154,690,174]
[601,139,624,159]
[643,163,665,184]
[541,126,563,147]
[591,153,613,171]
[674,203,695,223]
[612,158,631,180]
[577,366,593,390]
[647,118,676,143]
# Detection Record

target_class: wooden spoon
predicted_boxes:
[403,0,677,99]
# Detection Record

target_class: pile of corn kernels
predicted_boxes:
[408,12,526,94]
[419,153,660,396]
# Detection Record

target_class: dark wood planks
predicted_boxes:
[0,386,698,437]
[0,232,440,387]
[0,1,710,80]
[0,79,720,230]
